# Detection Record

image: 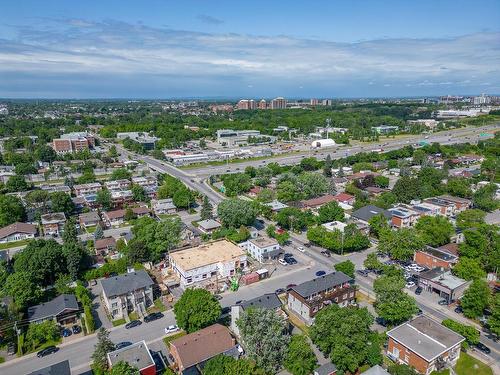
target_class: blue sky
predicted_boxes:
[1,0,499,98]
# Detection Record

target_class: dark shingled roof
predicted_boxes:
[27,360,71,375]
[292,272,353,298]
[27,294,79,322]
[238,293,282,310]
[101,270,154,298]
[351,205,391,222]
[314,362,337,375]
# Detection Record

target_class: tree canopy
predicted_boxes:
[284,335,317,375]
[217,198,257,228]
[174,288,221,333]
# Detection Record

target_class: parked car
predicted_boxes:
[275,288,286,294]
[221,307,231,315]
[278,258,288,266]
[475,342,491,354]
[61,328,72,338]
[37,346,58,357]
[303,242,311,248]
[144,312,164,323]
[297,246,305,252]
[125,320,142,329]
[71,325,81,334]
[375,317,388,327]
[235,300,242,305]
[320,250,331,257]
[415,286,423,295]
[438,299,449,306]
[405,281,415,288]
[285,257,297,265]
[283,253,293,258]
[164,325,180,334]
[454,305,463,314]
[115,341,133,350]
[315,270,326,277]
[356,269,370,277]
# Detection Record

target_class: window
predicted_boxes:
[112,310,118,316]
[393,347,400,358]
[112,302,117,308]
[404,355,409,363]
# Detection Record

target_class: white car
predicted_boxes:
[165,325,179,334]
[297,246,305,253]
[278,259,288,266]
[413,266,425,273]
[405,281,416,288]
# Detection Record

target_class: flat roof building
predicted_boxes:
[107,340,156,375]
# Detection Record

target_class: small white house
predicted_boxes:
[240,237,280,263]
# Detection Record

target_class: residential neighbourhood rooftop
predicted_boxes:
[169,240,246,271]
[387,315,464,362]
[107,340,155,370]
[351,205,391,222]
[237,293,282,310]
[292,271,352,298]
[27,294,79,322]
[0,222,37,239]
[100,270,154,298]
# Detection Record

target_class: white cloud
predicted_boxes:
[0,19,499,96]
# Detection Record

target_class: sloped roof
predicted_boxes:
[238,293,282,310]
[27,294,79,322]
[101,270,154,298]
[0,222,37,239]
[351,205,391,222]
[291,272,352,298]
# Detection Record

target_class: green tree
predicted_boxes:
[461,279,491,318]
[456,209,486,230]
[217,198,257,228]
[24,320,60,351]
[237,308,290,374]
[446,177,472,198]
[124,207,135,221]
[284,335,317,375]
[203,355,265,375]
[91,328,116,373]
[244,166,257,178]
[372,191,398,209]
[108,145,118,158]
[200,196,214,220]
[310,305,374,374]
[374,175,389,188]
[300,157,321,171]
[488,294,500,338]
[35,144,57,163]
[392,176,421,203]
[94,224,104,240]
[317,201,344,224]
[378,228,424,260]
[3,272,42,310]
[368,213,390,238]
[109,361,139,375]
[277,207,313,232]
[277,180,302,202]
[256,188,275,203]
[77,169,96,184]
[298,172,329,199]
[131,184,147,202]
[96,188,112,210]
[157,175,184,199]
[174,288,221,333]
[374,274,418,325]
[131,216,182,261]
[172,187,193,209]
[323,155,333,177]
[334,260,355,278]
[452,257,486,281]
[0,194,27,227]
[51,191,75,217]
[441,319,479,349]
[5,175,29,192]
[110,168,132,180]
[364,253,383,271]
[473,183,499,212]
[221,173,252,196]
[415,215,454,247]
[62,218,78,244]
[25,190,50,217]
[125,240,150,264]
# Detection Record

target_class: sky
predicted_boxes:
[0,0,499,98]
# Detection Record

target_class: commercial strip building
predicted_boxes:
[116,132,159,150]
[414,246,458,270]
[387,316,464,374]
[164,146,273,166]
[168,240,247,288]
[417,268,471,304]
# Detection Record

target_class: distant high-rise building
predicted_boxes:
[258,99,267,109]
[310,98,319,106]
[271,97,287,109]
[237,99,250,110]
[249,99,257,110]
[322,99,333,106]
[473,93,491,106]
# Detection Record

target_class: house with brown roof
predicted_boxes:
[41,212,66,236]
[0,222,37,243]
[78,211,101,229]
[299,194,337,210]
[169,324,240,374]
[332,192,355,206]
[102,206,150,227]
[95,237,116,256]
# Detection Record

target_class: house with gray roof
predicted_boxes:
[351,205,391,225]
[362,365,390,375]
[387,315,464,374]
[230,293,283,336]
[27,294,79,325]
[197,219,222,234]
[314,362,337,375]
[28,360,71,375]
[287,272,356,325]
[100,270,154,320]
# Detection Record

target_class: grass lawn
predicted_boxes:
[162,331,186,346]
[26,338,62,355]
[431,369,450,375]
[85,225,97,234]
[158,214,179,221]
[128,312,139,321]
[0,240,29,250]
[112,318,126,327]
[455,352,493,375]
